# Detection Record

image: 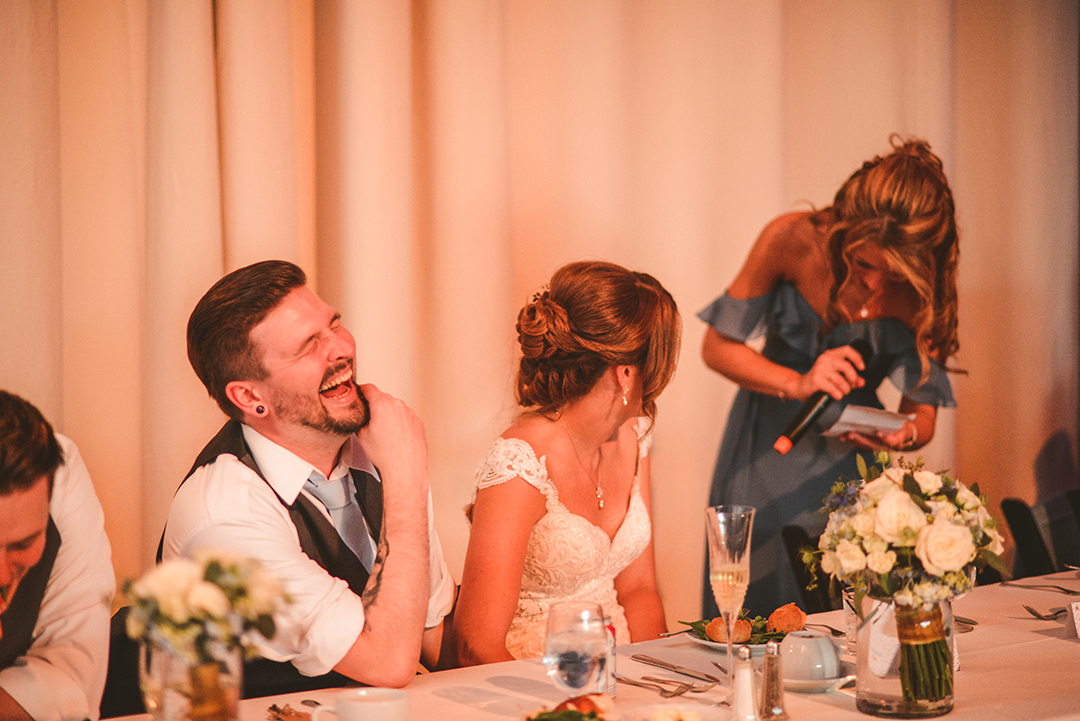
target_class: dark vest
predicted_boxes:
[159,421,384,697]
[0,518,61,670]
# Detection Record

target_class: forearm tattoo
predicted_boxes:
[361,536,389,609]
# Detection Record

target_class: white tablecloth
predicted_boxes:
[133,572,1080,720]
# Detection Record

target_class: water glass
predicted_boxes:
[542,601,608,697]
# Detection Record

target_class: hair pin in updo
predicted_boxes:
[531,284,550,303]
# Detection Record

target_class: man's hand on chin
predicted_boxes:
[356,384,429,490]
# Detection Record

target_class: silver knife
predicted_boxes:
[630,654,721,684]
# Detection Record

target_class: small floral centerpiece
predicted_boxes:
[811,451,1007,717]
[126,550,283,721]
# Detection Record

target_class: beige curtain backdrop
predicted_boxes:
[1,0,1076,630]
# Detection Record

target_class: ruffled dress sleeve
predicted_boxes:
[470,437,558,512]
[697,289,775,342]
[888,353,956,408]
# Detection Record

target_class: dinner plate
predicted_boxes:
[622,702,730,721]
[686,635,768,655]
[782,660,857,693]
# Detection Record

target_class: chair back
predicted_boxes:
[780,525,840,614]
[1001,497,1056,577]
[100,607,144,718]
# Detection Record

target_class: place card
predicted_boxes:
[1071,602,1080,639]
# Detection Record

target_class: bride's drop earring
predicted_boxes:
[622,385,629,406]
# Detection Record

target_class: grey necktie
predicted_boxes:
[304,473,375,570]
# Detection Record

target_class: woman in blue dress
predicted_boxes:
[700,138,960,616]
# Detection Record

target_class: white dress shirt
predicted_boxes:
[161,424,455,677]
[0,435,116,721]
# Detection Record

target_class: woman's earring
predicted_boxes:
[621,386,629,407]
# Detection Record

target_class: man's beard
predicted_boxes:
[270,365,371,436]
[298,391,370,435]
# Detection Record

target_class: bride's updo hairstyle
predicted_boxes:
[515,260,680,420]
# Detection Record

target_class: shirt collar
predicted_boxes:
[240,425,380,504]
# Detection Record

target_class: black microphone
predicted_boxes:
[773,339,873,455]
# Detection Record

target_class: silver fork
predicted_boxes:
[1022,604,1068,621]
[1002,581,1080,595]
[642,675,713,694]
[615,675,692,698]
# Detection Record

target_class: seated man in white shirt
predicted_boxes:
[0,391,115,721]
[161,260,455,693]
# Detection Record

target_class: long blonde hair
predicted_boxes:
[815,137,960,382]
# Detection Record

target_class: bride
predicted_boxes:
[453,260,681,664]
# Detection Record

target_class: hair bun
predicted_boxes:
[517,293,576,360]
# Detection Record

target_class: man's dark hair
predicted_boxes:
[0,391,63,496]
[187,260,307,419]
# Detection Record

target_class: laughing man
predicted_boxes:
[160,260,454,694]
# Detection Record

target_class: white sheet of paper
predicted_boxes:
[822,405,914,437]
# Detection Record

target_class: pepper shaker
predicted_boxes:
[759,639,789,720]
[733,644,759,721]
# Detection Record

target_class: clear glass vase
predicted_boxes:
[855,598,954,718]
[139,643,242,721]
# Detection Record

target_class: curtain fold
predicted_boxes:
[0,0,1075,628]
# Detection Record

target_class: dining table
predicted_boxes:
[127,571,1080,721]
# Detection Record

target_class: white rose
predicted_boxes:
[913,470,943,495]
[915,518,977,576]
[875,489,928,546]
[137,559,204,622]
[984,526,1005,555]
[851,510,876,538]
[927,499,958,521]
[820,551,840,576]
[835,539,867,574]
[955,484,981,511]
[862,476,898,502]
[140,558,203,599]
[866,550,897,574]
[863,535,888,554]
[883,467,906,483]
[187,580,231,618]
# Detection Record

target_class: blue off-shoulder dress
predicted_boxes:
[698,282,955,616]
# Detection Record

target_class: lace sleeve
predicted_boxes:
[471,437,555,505]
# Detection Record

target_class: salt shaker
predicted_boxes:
[759,639,789,720]
[733,644,759,721]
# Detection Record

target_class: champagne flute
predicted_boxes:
[705,505,755,696]
[542,601,608,697]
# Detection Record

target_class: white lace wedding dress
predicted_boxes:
[470,426,653,659]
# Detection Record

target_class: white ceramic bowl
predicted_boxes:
[779,629,841,681]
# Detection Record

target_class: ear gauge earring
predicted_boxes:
[255,405,265,415]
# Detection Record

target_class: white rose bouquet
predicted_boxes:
[814,451,1006,608]
[125,550,283,666]
[810,451,1007,705]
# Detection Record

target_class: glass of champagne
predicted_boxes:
[542,601,608,698]
[706,505,755,695]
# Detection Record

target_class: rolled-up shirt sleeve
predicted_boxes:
[163,453,455,677]
[0,436,115,721]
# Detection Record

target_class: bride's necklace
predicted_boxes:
[559,416,604,509]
